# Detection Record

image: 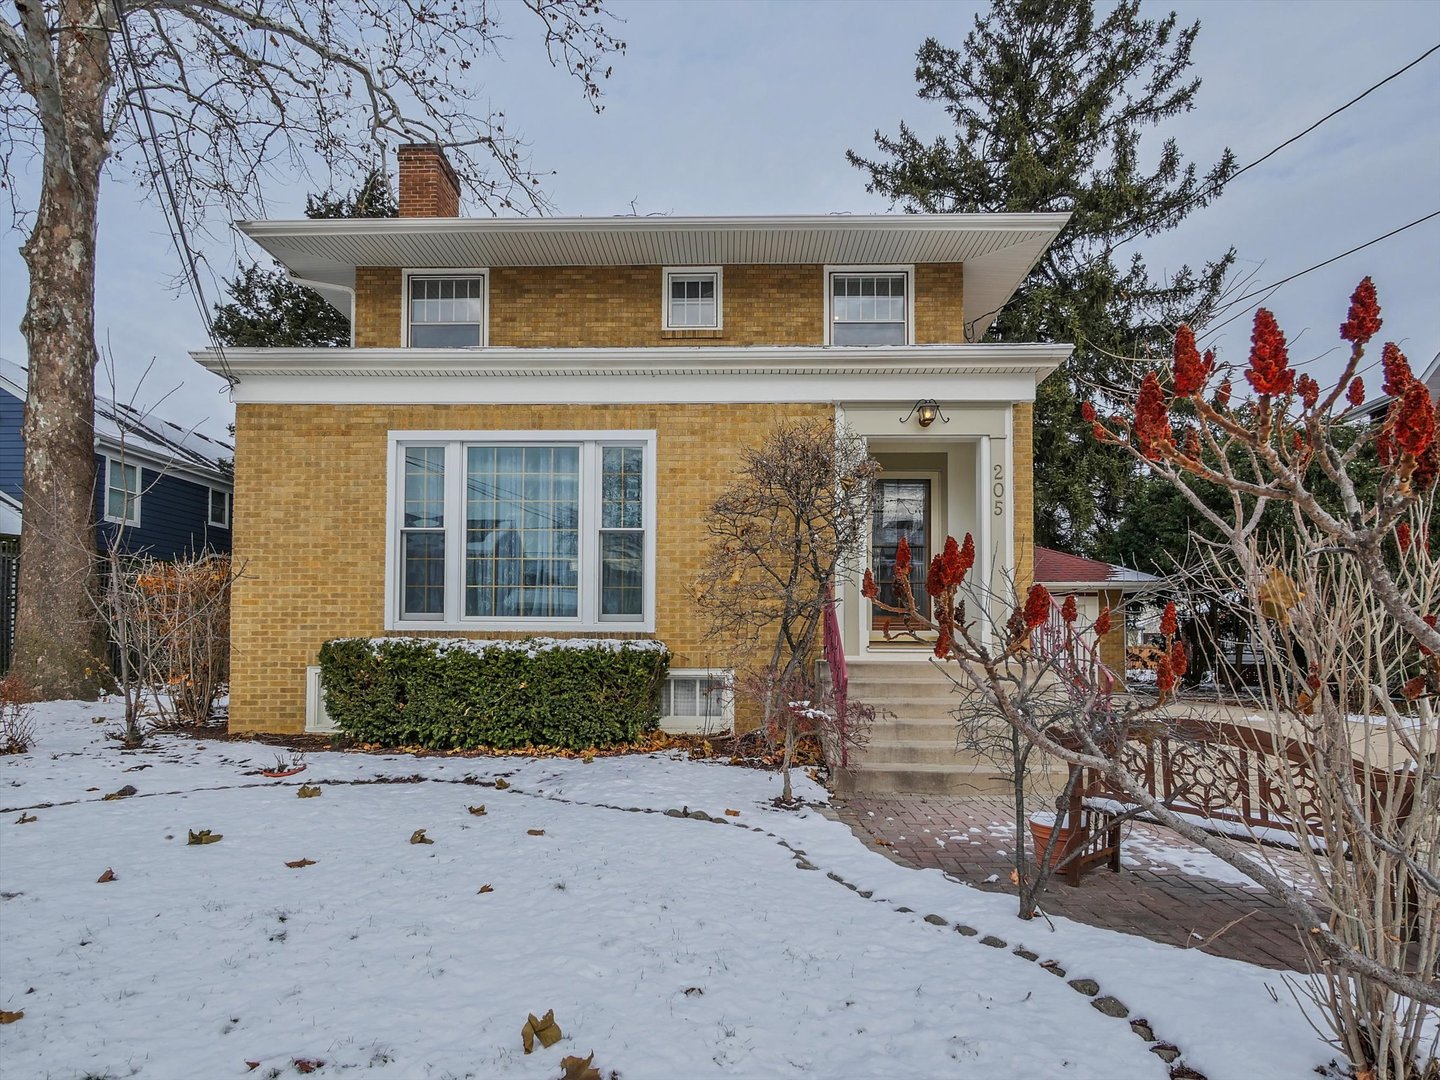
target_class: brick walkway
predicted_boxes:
[833,794,1316,971]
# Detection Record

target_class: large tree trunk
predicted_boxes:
[10,1,114,698]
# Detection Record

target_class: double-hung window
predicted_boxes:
[406,272,486,347]
[827,269,910,345]
[390,431,656,631]
[663,268,721,330]
[208,488,231,529]
[105,458,140,526]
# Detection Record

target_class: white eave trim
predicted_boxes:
[191,344,1072,407]
[192,343,1071,379]
[238,212,1072,241]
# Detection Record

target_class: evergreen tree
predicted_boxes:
[212,171,397,348]
[848,0,1237,556]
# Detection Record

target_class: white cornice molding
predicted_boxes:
[191,345,1072,407]
[238,212,1072,238]
[193,343,1071,378]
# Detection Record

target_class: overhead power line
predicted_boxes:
[110,0,236,388]
[1200,209,1440,338]
[1106,40,1440,257]
[965,43,1440,341]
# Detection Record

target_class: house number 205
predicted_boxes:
[992,463,1005,517]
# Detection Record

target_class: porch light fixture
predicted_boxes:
[900,399,949,428]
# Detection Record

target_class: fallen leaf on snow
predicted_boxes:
[296,784,322,798]
[285,859,317,869]
[527,829,546,836]
[15,812,36,824]
[102,784,138,801]
[521,1008,562,1053]
[410,829,434,845]
[723,809,741,817]
[187,829,223,845]
[477,884,494,894]
[97,868,117,883]
[559,1051,602,1080]
[293,1058,324,1074]
[0,1010,23,1024]
[244,1062,259,1072]
[494,778,511,790]
[467,805,487,816]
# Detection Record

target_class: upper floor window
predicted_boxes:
[209,487,231,529]
[663,268,721,330]
[105,458,140,526]
[406,272,486,347]
[828,270,910,346]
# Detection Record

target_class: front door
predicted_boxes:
[870,478,931,637]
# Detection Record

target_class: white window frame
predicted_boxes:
[661,266,723,331]
[401,268,490,348]
[823,264,915,347]
[659,668,734,734]
[104,457,141,526]
[384,429,658,632]
[208,486,231,529]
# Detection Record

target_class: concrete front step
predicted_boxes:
[849,739,973,766]
[833,657,1030,796]
[833,762,1019,798]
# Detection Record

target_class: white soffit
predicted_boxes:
[237,213,1070,340]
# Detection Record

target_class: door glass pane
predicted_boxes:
[871,480,930,613]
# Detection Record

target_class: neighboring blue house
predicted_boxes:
[0,358,234,559]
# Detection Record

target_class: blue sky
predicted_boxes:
[1,0,1436,436]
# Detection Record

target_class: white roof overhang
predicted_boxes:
[237,213,1069,340]
[193,343,1072,407]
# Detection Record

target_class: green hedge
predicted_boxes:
[318,637,670,750]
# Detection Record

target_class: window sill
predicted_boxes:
[386,618,655,635]
[660,329,724,340]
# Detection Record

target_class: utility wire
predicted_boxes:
[963,41,1440,340]
[109,0,236,388]
[1200,209,1440,339]
[1106,40,1440,257]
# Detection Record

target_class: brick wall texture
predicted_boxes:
[230,402,830,733]
[352,264,965,349]
[1011,401,1034,592]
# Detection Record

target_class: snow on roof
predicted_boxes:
[1,357,233,479]
[1034,546,1160,590]
[94,398,234,477]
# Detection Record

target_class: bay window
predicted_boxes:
[389,431,656,630]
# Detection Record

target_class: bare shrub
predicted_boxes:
[0,673,38,754]
[139,555,234,729]
[94,551,237,745]
[696,420,879,803]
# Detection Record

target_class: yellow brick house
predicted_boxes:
[195,145,1072,791]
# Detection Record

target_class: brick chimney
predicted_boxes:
[397,143,461,217]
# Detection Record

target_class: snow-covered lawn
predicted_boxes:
[1,702,1337,1079]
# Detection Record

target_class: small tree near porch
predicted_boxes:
[696,419,879,804]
